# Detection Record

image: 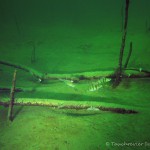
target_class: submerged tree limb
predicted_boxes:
[0,60,43,79]
[124,68,150,74]
[0,88,23,92]
[0,101,138,114]
[0,60,150,82]
[124,42,132,69]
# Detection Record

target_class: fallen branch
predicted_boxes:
[46,69,150,81]
[0,60,150,82]
[0,60,43,79]
[0,101,138,114]
[0,88,23,92]
[124,68,150,74]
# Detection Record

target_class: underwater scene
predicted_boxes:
[0,0,150,149]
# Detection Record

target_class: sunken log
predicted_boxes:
[0,101,138,114]
[0,60,150,82]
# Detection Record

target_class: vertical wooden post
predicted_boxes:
[114,0,130,86]
[8,70,17,121]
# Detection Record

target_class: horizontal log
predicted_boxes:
[0,101,138,114]
[0,88,23,92]
[0,60,150,82]
[0,60,43,79]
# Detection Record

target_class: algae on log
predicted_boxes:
[0,101,138,114]
[0,60,150,82]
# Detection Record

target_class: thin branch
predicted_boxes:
[124,42,132,69]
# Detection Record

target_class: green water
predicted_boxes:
[0,0,150,150]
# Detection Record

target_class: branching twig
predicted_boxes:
[115,0,130,86]
[124,42,132,69]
